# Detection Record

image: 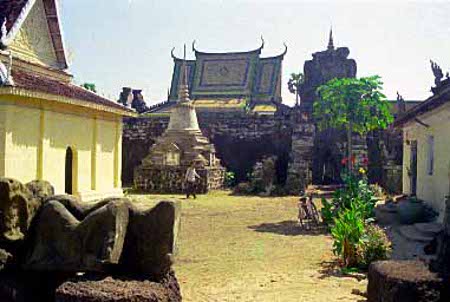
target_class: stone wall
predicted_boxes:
[123,112,294,187]
[134,166,225,194]
[123,111,403,192]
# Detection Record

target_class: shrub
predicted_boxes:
[224,171,236,188]
[320,174,377,226]
[232,182,252,195]
[360,224,391,268]
[324,168,385,269]
[331,204,365,268]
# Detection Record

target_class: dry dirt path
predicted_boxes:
[132,191,367,302]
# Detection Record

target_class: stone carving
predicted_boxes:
[396,91,406,115]
[299,32,357,114]
[0,178,53,244]
[24,197,129,272]
[119,201,181,279]
[0,178,182,300]
[131,89,149,113]
[430,60,444,87]
[117,88,149,113]
[118,87,133,107]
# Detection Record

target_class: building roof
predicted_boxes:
[168,41,287,104]
[394,85,450,127]
[387,99,422,115]
[1,69,135,115]
[0,0,68,69]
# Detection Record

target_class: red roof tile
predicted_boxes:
[10,69,134,113]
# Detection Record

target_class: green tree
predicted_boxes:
[81,82,97,93]
[314,76,393,171]
[287,72,304,107]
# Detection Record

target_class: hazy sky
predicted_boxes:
[60,0,450,106]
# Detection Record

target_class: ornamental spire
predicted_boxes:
[179,44,190,103]
[327,27,334,51]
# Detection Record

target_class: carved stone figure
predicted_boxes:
[24,197,129,272]
[430,60,444,87]
[131,89,149,113]
[396,91,406,115]
[119,200,181,280]
[0,178,53,244]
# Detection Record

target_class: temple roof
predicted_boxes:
[168,41,286,106]
[0,0,68,69]
[394,86,449,128]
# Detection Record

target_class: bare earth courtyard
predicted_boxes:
[129,191,366,302]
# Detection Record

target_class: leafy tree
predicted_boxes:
[314,76,393,171]
[81,82,97,93]
[287,72,304,107]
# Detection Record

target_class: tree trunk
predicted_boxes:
[347,123,353,172]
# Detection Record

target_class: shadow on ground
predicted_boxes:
[318,261,368,301]
[318,260,367,282]
[248,220,328,236]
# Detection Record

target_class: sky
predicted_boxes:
[60,0,450,106]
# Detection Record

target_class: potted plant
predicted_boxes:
[398,196,425,224]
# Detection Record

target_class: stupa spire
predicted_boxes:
[327,28,334,51]
[179,44,190,103]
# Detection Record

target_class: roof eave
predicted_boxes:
[0,86,137,117]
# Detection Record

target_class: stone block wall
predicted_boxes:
[123,112,294,187]
[134,166,225,193]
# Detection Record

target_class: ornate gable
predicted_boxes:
[0,0,67,70]
[9,0,59,68]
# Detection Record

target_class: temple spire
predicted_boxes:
[327,28,334,51]
[179,44,190,103]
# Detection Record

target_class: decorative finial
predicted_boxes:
[396,91,406,114]
[327,27,334,51]
[0,18,7,49]
[282,42,288,56]
[178,43,190,103]
[430,59,444,86]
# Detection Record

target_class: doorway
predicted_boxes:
[65,147,73,194]
[410,141,417,196]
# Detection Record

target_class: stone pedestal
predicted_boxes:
[134,166,224,194]
[383,161,403,194]
[367,260,443,302]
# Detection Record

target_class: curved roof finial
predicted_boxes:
[260,35,265,50]
[282,42,288,56]
[327,27,334,50]
[171,47,177,59]
[192,40,197,52]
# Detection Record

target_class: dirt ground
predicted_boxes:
[129,191,367,302]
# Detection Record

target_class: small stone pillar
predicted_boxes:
[285,111,315,194]
[367,260,443,302]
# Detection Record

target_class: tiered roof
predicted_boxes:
[167,40,287,111]
[0,0,134,116]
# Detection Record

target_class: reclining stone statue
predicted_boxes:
[0,178,180,280]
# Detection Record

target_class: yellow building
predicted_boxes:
[396,81,450,220]
[0,0,135,201]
